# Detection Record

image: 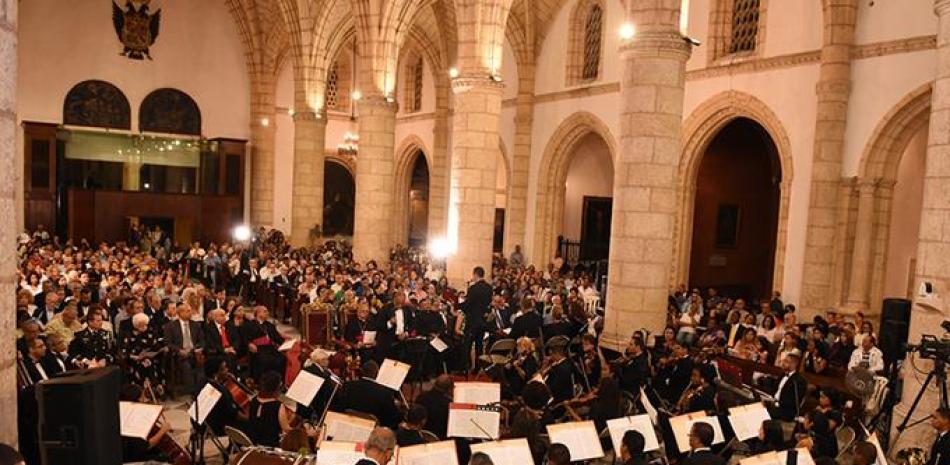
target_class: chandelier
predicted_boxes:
[337,131,359,160]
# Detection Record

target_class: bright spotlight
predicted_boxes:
[232,225,251,242]
[429,238,453,259]
[352,90,362,101]
[619,23,636,40]
[448,67,459,78]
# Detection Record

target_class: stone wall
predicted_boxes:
[0,0,17,446]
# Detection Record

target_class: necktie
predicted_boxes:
[182,322,193,350]
[219,324,230,348]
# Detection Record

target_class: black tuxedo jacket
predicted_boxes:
[546,358,575,403]
[41,352,70,376]
[333,378,401,429]
[463,280,493,332]
[775,371,807,421]
[683,450,725,465]
[931,431,950,465]
[510,311,543,339]
[415,388,451,438]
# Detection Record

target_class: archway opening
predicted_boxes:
[561,132,613,262]
[408,150,430,247]
[883,123,928,299]
[689,117,781,299]
[494,149,509,253]
[323,160,355,237]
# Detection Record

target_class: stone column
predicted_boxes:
[799,0,857,315]
[601,0,690,350]
[352,96,396,263]
[445,76,505,284]
[895,0,950,444]
[428,93,451,239]
[0,0,17,446]
[289,111,327,247]
[249,108,277,226]
[844,179,877,310]
[506,69,535,259]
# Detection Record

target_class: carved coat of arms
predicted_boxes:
[112,1,162,60]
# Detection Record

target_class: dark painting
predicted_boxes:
[139,88,201,135]
[63,80,131,129]
[581,196,612,261]
[715,203,741,248]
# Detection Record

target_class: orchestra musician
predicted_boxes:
[579,334,601,389]
[202,357,249,436]
[462,266,493,372]
[118,384,173,464]
[675,366,717,414]
[357,427,397,465]
[657,342,693,404]
[332,360,402,429]
[294,349,340,423]
[616,337,650,396]
[509,298,543,340]
[246,371,294,447]
[682,422,726,465]
[414,375,453,439]
[773,352,806,422]
[506,337,540,396]
[544,344,575,404]
[620,430,648,465]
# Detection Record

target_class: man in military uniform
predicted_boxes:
[68,311,115,368]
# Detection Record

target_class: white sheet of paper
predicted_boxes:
[317,441,366,465]
[398,441,459,465]
[640,387,658,425]
[607,415,660,453]
[119,401,163,440]
[188,383,222,424]
[324,411,376,443]
[454,382,501,405]
[502,328,512,335]
[740,448,816,465]
[447,404,501,439]
[547,420,605,461]
[286,370,326,405]
[470,439,534,465]
[728,404,772,441]
[430,337,449,353]
[670,412,725,453]
[278,338,298,352]
[363,331,377,345]
[374,358,411,391]
[396,309,406,335]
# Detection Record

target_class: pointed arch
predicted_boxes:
[676,91,794,291]
[532,111,618,265]
[394,136,434,246]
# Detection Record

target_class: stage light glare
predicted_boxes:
[429,238,453,259]
[449,67,459,78]
[619,23,636,40]
[232,225,251,242]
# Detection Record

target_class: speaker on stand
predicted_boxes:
[878,298,912,368]
[36,367,122,465]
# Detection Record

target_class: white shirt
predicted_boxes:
[848,346,885,372]
[775,372,792,402]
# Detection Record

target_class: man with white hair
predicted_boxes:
[204,308,240,369]
[295,348,340,422]
[357,427,396,465]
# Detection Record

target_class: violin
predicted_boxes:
[222,373,253,414]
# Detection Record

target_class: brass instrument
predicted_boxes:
[675,383,702,414]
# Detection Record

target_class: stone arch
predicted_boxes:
[394,135,433,246]
[852,83,932,309]
[323,158,356,236]
[675,91,794,290]
[533,111,618,265]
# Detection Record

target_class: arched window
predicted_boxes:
[566,0,605,85]
[326,62,341,110]
[708,0,765,62]
[729,0,760,53]
[139,88,201,135]
[582,5,603,81]
[402,54,424,113]
[63,80,131,129]
[326,39,356,113]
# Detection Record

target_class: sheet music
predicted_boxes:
[286,370,325,405]
[398,440,459,465]
[454,382,501,405]
[607,415,660,453]
[430,336,449,353]
[740,448,816,465]
[728,403,772,441]
[374,359,411,391]
[470,439,535,465]
[277,338,297,352]
[317,441,366,465]
[546,420,605,461]
[363,331,377,345]
[640,387,658,425]
[188,383,222,424]
[119,401,163,440]
[324,411,376,443]
[670,412,725,453]
[447,403,501,439]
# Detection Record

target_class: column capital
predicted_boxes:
[936,0,950,16]
[356,94,398,113]
[292,110,327,124]
[451,75,506,94]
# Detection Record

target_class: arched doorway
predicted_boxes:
[688,118,781,299]
[323,160,355,236]
[882,126,927,299]
[562,133,613,262]
[408,151,430,247]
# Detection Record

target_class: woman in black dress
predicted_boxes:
[120,313,167,395]
[247,371,293,447]
[241,306,286,382]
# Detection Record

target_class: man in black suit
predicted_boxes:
[357,427,396,465]
[510,299,543,339]
[462,266,493,371]
[163,303,206,396]
[930,407,950,465]
[41,333,72,375]
[773,352,807,421]
[332,360,402,429]
[295,349,341,423]
[619,338,651,395]
[659,342,693,403]
[545,345,575,403]
[620,430,649,465]
[414,374,453,438]
[204,309,240,369]
[682,422,725,465]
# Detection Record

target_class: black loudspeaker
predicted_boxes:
[879,298,912,363]
[36,367,122,465]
